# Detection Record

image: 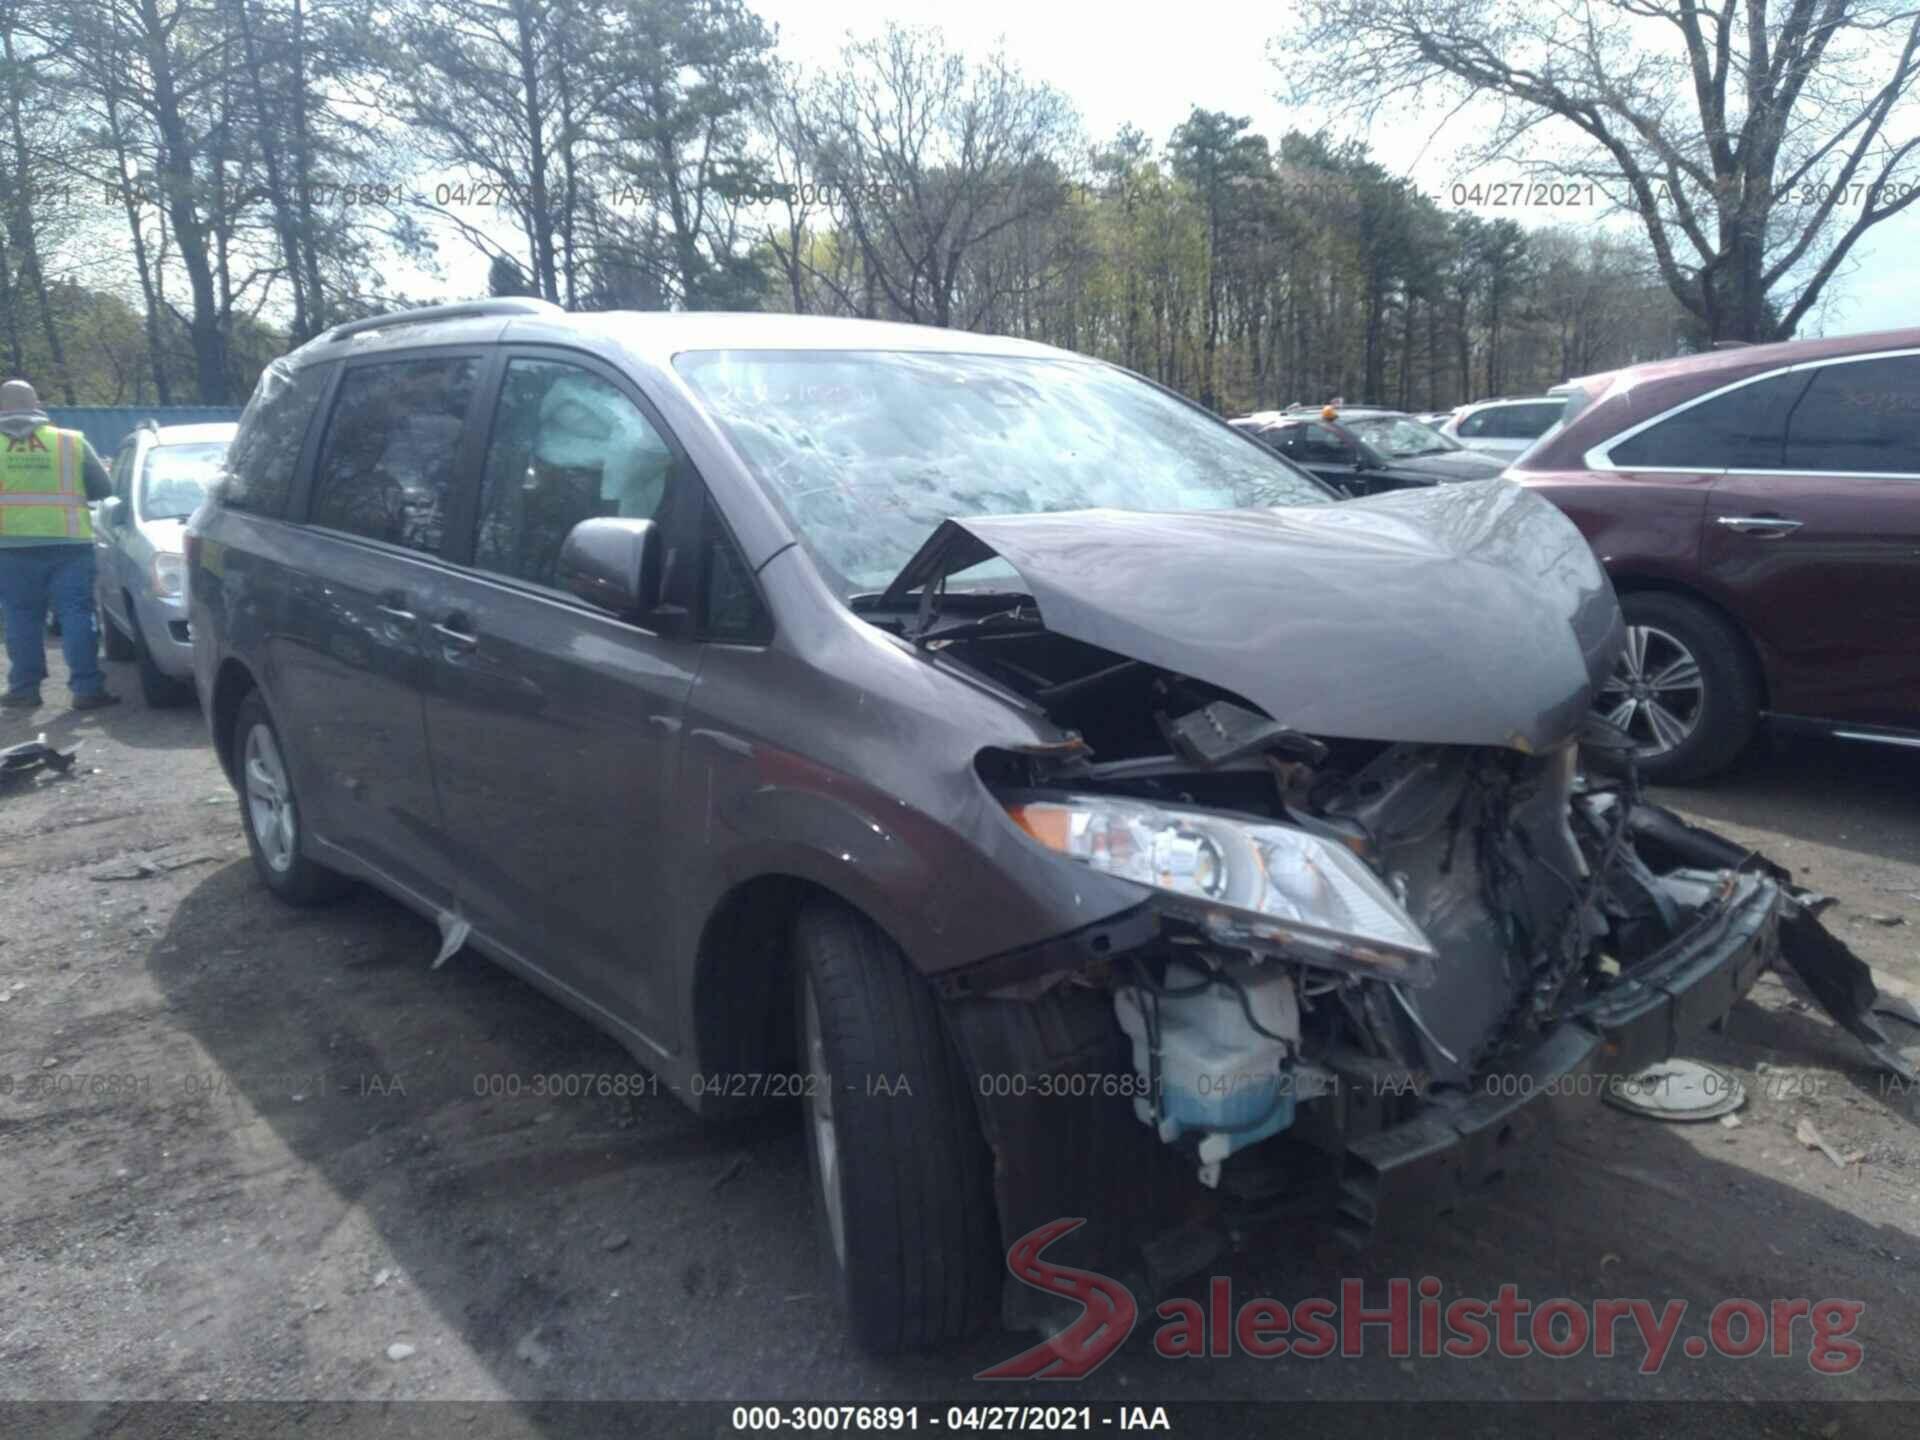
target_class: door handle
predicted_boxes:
[431,615,478,652]
[1715,515,1803,537]
[376,590,416,622]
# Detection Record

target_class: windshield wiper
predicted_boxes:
[914,602,1045,646]
[851,586,1041,645]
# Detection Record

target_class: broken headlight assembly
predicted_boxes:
[1003,794,1438,984]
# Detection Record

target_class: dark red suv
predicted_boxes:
[1513,327,1920,781]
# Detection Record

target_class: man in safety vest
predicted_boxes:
[0,379,120,710]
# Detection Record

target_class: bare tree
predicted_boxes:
[56,0,264,401]
[1280,0,1920,341]
[388,0,596,302]
[809,25,1078,329]
[753,59,831,313]
[602,0,774,309]
[0,0,78,398]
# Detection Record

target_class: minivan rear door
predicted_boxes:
[420,350,699,1044]
[271,350,486,913]
[1701,352,1920,728]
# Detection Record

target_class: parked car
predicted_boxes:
[1440,395,1565,460]
[1230,406,1506,496]
[1513,326,1920,781]
[187,300,1911,1354]
[94,419,235,705]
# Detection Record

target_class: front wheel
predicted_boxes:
[127,597,194,707]
[794,903,1001,1353]
[99,601,136,661]
[1595,591,1760,784]
[233,690,348,905]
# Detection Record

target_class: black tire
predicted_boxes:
[231,689,349,905]
[794,902,1001,1353]
[126,596,194,707]
[99,602,136,661]
[1603,591,1761,784]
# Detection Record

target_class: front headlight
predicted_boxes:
[152,552,186,599]
[1005,794,1437,985]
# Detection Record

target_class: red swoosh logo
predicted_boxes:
[976,1218,1138,1380]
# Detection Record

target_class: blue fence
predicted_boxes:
[46,406,244,460]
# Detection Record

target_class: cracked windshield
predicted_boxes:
[676,349,1330,595]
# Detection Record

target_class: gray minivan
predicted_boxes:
[188,299,1914,1355]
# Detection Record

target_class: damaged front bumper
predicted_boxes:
[1338,865,1782,1243]
[941,799,1915,1297]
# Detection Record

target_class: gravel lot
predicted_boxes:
[2,651,1917,1428]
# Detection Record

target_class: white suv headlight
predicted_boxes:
[152,552,186,599]
[1005,794,1437,985]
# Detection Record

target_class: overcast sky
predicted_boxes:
[753,0,1918,338]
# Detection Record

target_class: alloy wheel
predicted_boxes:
[802,975,847,1269]
[1597,624,1707,758]
[243,723,297,874]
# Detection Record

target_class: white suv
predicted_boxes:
[1439,397,1564,460]
[94,420,236,705]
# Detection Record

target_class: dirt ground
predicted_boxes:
[2,649,1918,1428]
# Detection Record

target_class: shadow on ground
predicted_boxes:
[144,843,1920,1422]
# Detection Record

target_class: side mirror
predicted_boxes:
[557,516,665,621]
[98,496,123,528]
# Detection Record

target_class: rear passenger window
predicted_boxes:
[1609,370,1812,470]
[224,358,331,517]
[1512,404,1561,438]
[474,358,677,588]
[309,356,479,554]
[1782,356,1920,474]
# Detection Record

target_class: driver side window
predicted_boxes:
[111,443,136,509]
[1301,423,1352,463]
[474,359,677,588]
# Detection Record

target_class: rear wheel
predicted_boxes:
[794,903,1001,1353]
[1596,591,1760,784]
[233,690,348,905]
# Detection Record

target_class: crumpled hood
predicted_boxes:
[885,479,1625,752]
[0,409,49,438]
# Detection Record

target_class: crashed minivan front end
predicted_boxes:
[888,483,1914,1295]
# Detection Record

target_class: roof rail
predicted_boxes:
[326,297,562,343]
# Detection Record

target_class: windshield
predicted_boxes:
[674,350,1333,597]
[1342,414,1460,458]
[140,441,228,520]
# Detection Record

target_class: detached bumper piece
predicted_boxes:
[1627,803,1919,1085]
[0,734,78,788]
[1336,868,1781,1245]
[1335,829,1917,1244]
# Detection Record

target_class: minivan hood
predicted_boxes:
[883,479,1624,752]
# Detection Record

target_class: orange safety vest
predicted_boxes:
[0,424,91,540]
